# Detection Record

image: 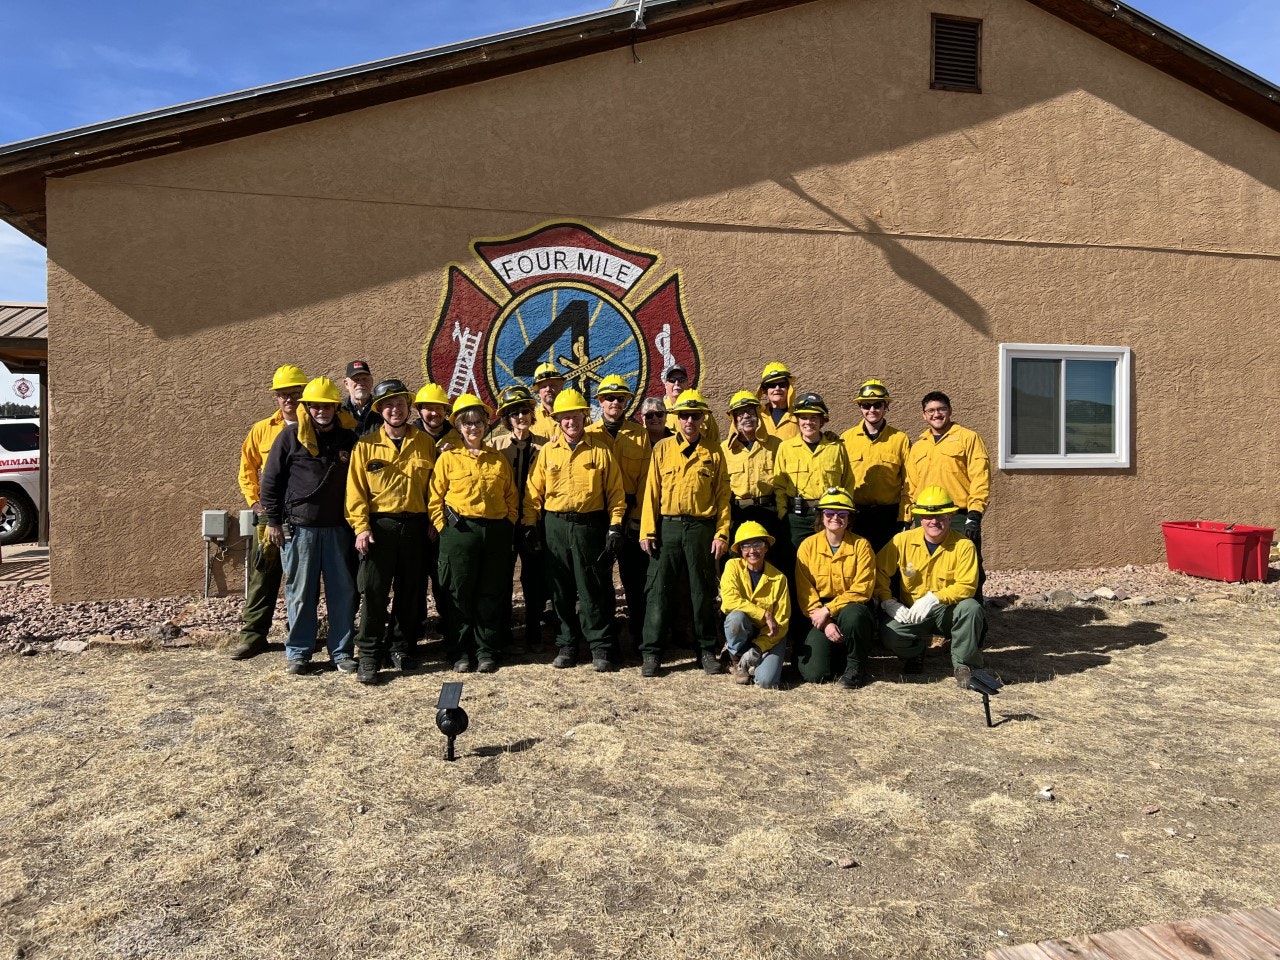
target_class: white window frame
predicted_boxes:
[998,343,1131,469]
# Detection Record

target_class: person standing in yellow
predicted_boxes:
[524,388,626,671]
[721,390,782,548]
[756,361,800,442]
[907,391,992,599]
[841,379,911,552]
[793,487,876,688]
[773,391,856,562]
[428,394,519,673]
[413,381,461,639]
[529,362,566,441]
[719,521,790,689]
[639,389,731,678]
[661,363,720,446]
[875,486,988,686]
[228,364,307,661]
[586,374,652,650]
[345,379,437,684]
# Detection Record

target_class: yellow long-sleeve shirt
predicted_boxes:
[841,423,911,517]
[906,423,991,513]
[428,446,519,529]
[874,527,978,606]
[639,434,731,542]
[719,559,791,652]
[238,411,289,506]
[773,435,855,516]
[586,419,651,500]
[722,432,780,499]
[522,433,626,526]
[794,531,876,615]
[345,425,438,535]
[530,405,559,442]
[758,405,799,442]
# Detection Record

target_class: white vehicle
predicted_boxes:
[0,419,40,544]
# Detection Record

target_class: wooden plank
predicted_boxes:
[985,943,1057,960]
[1086,927,1182,960]
[1037,938,1117,960]
[1114,917,1280,960]
[1233,908,1280,949]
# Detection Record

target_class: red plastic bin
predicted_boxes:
[1161,521,1275,582]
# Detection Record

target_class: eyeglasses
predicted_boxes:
[738,541,767,552]
[509,407,534,417]
[822,510,851,519]
[457,418,485,428]
[676,411,704,421]
[859,402,885,411]
[923,407,950,416]
[277,392,303,402]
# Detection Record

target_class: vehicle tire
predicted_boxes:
[0,489,36,545]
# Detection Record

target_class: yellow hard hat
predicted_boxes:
[300,377,342,405]
[414,383,450,408]
[760,362,792,387]
[817,486,856,512]
[912,486,959,516]
[595,374,634,398]
[271,365,308,391]
[728,390,762,414]
[673,389,710,413]
[731,520,775,553]
[532,362,565,386]
[451,393,492,423]
[552,388,590,415]
[856,379,892,404]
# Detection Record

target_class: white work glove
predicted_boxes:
[906,591,940,624]
[882,598,912,623]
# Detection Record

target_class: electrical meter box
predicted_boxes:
[202,510,231,540]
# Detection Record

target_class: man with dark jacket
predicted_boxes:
[340,360,383,436]
[262,376,359,675]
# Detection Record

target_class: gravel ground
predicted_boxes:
[2,556,1278,653]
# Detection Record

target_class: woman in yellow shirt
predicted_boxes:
[719,521,791,689]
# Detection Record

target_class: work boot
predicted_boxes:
[552,646,577,669]
[284,660,309,676]
[356,661,379,685]
[476,658,497,674]
[592,652,615,673]
[227,636,266,660]
[838,663,867,690]
[388,651,406,671]
[701,651,723,676]
[732,656,751,685]
[335,658,358,675]
[902,655,924,675]
[453,656,474,674]
[641,655,660,678]
[955,665,974,689]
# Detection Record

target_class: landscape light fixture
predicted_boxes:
[965,668,1005,727]
[436,682,468,761]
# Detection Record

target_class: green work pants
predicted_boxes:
[796,602,874,683]
[355,514,429,666]
[237,531,282,647]
[614,531,648,644]
[438,517,514,661]
[641,517,718,657]
[784,511,819,654]
[544,513,615,654]
[880,598,987,667]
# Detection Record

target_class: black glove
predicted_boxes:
[520,524,541,552]
[602,524,623,558]
[964,512,982,540]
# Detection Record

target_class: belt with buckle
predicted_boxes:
[733,496,773,508]
[548,510,605,523]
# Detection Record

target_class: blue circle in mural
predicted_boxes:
[485,283,646,412]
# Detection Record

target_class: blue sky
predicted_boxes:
[1,0,1278,314]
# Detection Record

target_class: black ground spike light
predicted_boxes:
[436,682,469,760]
[965,669,1005,727]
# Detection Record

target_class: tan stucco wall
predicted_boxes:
[46,0,1280,599]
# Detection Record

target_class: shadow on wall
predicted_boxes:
[985,605,1166,682]
[49,1,1280,340]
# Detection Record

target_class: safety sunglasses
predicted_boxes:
[676,411,704,421]
[822,510,851,519]
[859,402,886,410]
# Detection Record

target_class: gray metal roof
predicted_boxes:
[0,304,48,342]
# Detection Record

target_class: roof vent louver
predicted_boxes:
[932,15,982,92]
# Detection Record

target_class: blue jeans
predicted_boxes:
[282,525,356,663]
[723,610,785,690]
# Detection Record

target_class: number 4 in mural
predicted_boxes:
[513,299,589,377]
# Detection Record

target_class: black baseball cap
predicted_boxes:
[345,360,372,378]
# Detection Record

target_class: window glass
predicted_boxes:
[1011,358,1059,455]
[1064,360,1115,455]
[0,423,39,452]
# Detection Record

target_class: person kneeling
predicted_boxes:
[720,521,790,689]
[792,488,876,688]
[875,485,988,686]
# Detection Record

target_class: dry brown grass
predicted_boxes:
[2,600,1279,959]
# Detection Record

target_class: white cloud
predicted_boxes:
[0,224,48,305]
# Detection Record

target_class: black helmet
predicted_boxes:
[497,384,536,416]
[371,378,412,410]
[793,391,828,417]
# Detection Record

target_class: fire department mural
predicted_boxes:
[423,222,702,417]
